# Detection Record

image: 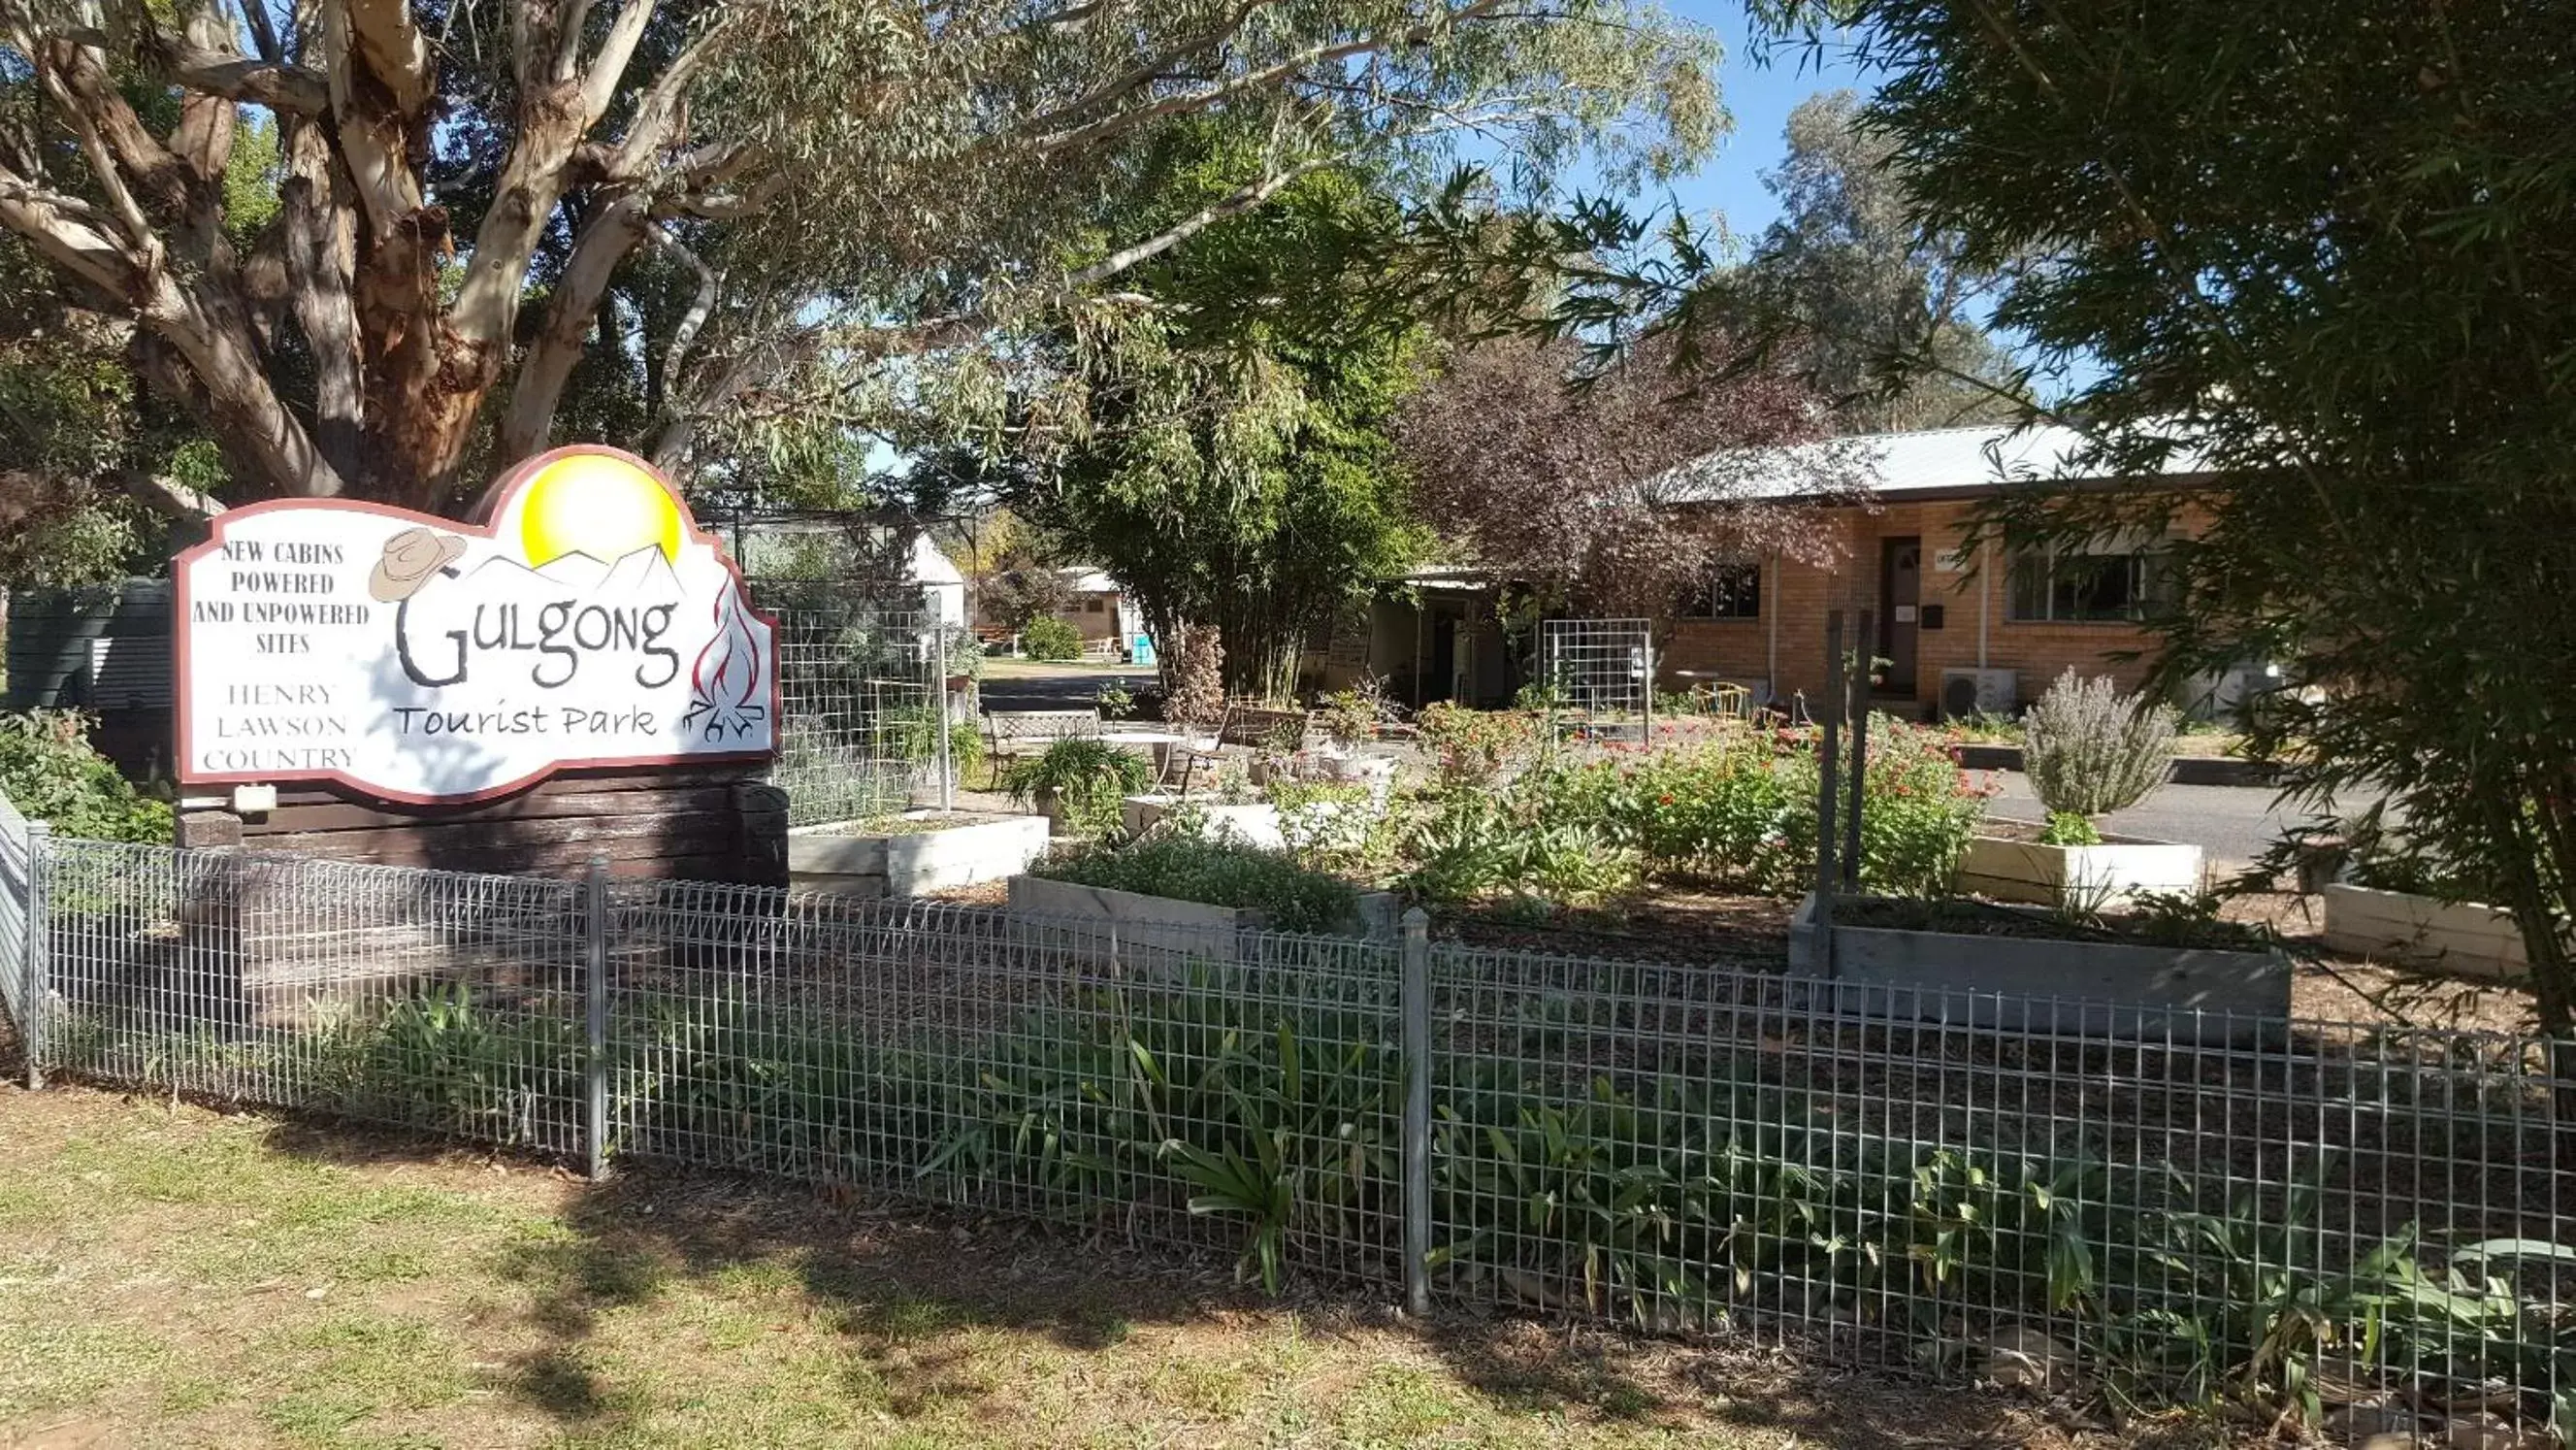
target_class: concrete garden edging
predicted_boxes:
[1958,834,2204,907]
[1008,873,1400,962]
[2320,883,2527,979]
[1952,742,2277,788]
[789,813,1050,897]
[1786,893,2290,1045]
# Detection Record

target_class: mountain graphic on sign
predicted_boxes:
[533,552,609,591]
[597,544,684,602]
[452,546,682,604]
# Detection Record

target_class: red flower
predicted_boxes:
[1659,793,1676,806]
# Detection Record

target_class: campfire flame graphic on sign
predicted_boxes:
[680,587,767,741]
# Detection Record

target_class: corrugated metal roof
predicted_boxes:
[1661,420,2209,503]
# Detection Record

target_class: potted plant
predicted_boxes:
[1957,671,2204,906]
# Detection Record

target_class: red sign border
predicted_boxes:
[174,445,783,807]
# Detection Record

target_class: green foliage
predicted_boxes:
[351,984,583,1138]
[0,711,169,842]
[1000,738,1156,837]
[1094,681,1137,721]
[1000,140,1432,699]
[1741,90,2022,432]
[888,704,987,780]
[1746,0,2576,1028]
[933,969,1401,1291]
[1032,836,1359,935]
[1265,779,1398,878]
[1020,616,1084,662]
[1400,715,1989,906]
[1941,710,2023,745]
[2038,811,2103,848]
[2022,671,2178,818]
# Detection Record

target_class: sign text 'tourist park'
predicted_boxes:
[175,445,779,804]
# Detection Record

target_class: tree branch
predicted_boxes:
[281,153,365,478]
[0,175,145,297]
[115,469,226,519]
[145,20,331,113]
[319,0,432,237]
[1027,0,1507,155]
[499,191,651,458]
[1064,153,1337,287]
[606,18,733,177]
[1015,0,1274,140]
[577,0,659,125]
[647,220,721,391]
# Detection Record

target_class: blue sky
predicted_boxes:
[1679,13,1865,238]
[1657,9,1870,243]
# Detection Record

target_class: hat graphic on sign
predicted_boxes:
[369,528,468,602]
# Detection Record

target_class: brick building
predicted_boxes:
[1659,421,2221,720]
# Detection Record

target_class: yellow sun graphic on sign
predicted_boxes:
[516,451,685,567]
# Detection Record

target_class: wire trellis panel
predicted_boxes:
[752,580,960,828]
[1538,617,1654,733]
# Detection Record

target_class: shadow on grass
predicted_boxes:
[230,1108,2093,1450]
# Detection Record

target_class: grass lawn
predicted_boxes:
[0,1076,2146,1450]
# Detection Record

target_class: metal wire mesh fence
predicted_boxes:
[751,581,965,828]
[4,825,2570,1441]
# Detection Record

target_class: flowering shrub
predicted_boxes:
[1773,716,1997,897]
[1414,703,1535,791]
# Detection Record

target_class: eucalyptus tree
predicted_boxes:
[0,0,1718,511]
[1744,88,2015,432]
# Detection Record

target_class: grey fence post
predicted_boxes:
[1400,906,1432,1318]
[1639,631,1654,743]
[21,821,49,1092]
[584,855,609,1181]
[935,623,956,811]
[1841,610,1874,892]
[1812,612,1842,973]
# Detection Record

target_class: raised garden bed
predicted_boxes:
[1787,893,2290,1045]
[1008,873,1400,961]
[2320,882,2527,979]
[1958,820,2204,907]
[789,812,1049,898]
[1120,796,1289,849]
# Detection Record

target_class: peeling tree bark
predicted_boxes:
[0,0,1551,504]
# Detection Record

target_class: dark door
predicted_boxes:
[1879,537,1922,694]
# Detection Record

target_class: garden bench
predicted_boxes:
[984,709,1104,759]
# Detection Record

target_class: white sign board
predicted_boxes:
[177,445,777,805]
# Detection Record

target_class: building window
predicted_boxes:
[1085,597,1105,613]
[1679,564,1761,620]
[2008,546,2168,622]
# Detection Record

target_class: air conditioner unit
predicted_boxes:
[1939,668,2018,720]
